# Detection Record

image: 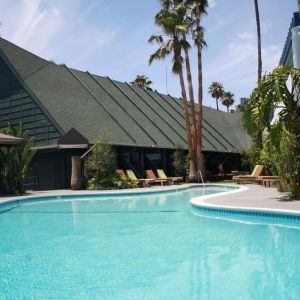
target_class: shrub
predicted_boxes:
[87,135,117,189]
[173,145,187,179]
[242,66,300,198]
[0,125,36,195]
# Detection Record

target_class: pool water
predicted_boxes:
[1,186,300,299]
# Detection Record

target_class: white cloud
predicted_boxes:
[0,0,116,64]
[204,31,282,99]
[0,0,64,56]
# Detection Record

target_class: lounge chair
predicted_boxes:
[157,169,183,185]
[126,169,154,187]
[233,165,264,184]
[146,170,171,186]
[257,176,279,187]
[116,169,126,179]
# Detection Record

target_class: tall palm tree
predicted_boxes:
[254,0,262,82]
[254,0,263,147]
[130,75,153,90]
[222,92,235,112]
[159,0,198,180]
[149,8,197,179]
[208,82,224,110]
[190,0,208,178]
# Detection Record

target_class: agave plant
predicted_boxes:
[0,124,36,195]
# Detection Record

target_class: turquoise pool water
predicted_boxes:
[1,186,300,299]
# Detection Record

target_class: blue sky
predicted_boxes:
[0,0,297,110]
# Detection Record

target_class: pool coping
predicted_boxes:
[2,184,300,219]
[0,183,225,206]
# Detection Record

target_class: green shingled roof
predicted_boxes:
[0,37,251,152]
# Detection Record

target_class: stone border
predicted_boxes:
[0,184,195,206]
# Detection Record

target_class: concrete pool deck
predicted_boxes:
[198,184,300,213]
[0,183,300,214]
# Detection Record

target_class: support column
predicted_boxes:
[292,26,300,68]
[71,156,82,190]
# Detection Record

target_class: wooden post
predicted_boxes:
[71,156,82,190]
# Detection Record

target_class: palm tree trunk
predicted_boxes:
[195,1,206,178]
[227,106,229,113]
[254,0,263,147]
[179,70,197,180]
[254,0,262,82]
[298,0,300,12]
[216,99,219,110]
[183,34,197,172]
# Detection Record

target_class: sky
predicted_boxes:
[0,0,297,110]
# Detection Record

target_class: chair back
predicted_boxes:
[157,169,167,179]
[251,165,264,177]
[116,169,126,179]
[126,170,137,180]
[146,170,157,180]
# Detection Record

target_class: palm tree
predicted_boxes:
[130,75,153,90]
[208,82,224,110]
[254,0,263,147]
[158,0,199,181]
[298,0,300,12]
[254,0,262,82]
[222,92,235,112]
[190,0,208,178]
[149,8,197,179]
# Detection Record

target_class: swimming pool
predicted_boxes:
[1,185,300,299]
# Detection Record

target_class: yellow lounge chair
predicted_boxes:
[146,170,171,186]
[157,169,183,185]
[126,169,154,187]
[233,165,264,184]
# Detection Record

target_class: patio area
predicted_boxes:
[200,184,300,213]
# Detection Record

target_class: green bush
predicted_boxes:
[0,125,36,195]
[115,175,137,189]
[173,145,187,179]
[242,66,300,199]
[87,135,117,189]
[240,145,261,171]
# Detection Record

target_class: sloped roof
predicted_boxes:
[0,37,251,152]
[0,133,22,146]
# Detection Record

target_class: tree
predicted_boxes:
[0,125,36,195]
[243,66,300,198]
[87,135,117,189]
[298,0,300,13]
[208,81,224,110]
[254,0,262,82]
[173,144,187,179]
[130,75,153,90]
[253,0,263,148]
[190,0,209,178]
[222,91,235,112]
[149,6,197,180]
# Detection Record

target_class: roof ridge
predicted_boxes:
[0,37,49,64]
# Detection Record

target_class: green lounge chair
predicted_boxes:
[157,169,183,185]
[126,169,154,187]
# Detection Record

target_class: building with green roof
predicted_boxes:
[0,37,251,190]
